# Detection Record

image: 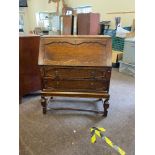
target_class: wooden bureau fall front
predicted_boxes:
[38,35,112,116]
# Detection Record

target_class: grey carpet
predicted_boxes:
[20,68,135,155]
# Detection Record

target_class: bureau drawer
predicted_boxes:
[43,67,111,80]
[43,79,109,92]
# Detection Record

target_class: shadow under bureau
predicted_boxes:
[38,35,112,116]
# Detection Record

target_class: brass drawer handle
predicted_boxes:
[90,71,95,79]
[56,81,60,88]
[55,70,58,75]
[90,82,94,86]
[55,70,59,78]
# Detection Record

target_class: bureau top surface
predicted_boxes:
[38,35,112,67]
[41,35,111,38]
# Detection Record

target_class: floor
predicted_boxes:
[19,68,135,155]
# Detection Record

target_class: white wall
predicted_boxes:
[66,0,135,29]
[23,0,135,33]
[23,0,63,33]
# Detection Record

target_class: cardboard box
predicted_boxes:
[112,50,123,67]
[126,32,135,38]
[131,19,135,32]
[119,61,135,77]
[112,50,123,63]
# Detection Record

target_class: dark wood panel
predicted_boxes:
[77,13,100,35]
[19,35,41,99]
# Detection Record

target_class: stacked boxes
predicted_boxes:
[119,37,135,76]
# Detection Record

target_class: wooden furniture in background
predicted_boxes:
[38,35,112,116]
[61,15,74,35]
[100,21,111,35]
[77,13,100,35]
[19,35,41,101]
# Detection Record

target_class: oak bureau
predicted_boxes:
[38,35,112,116]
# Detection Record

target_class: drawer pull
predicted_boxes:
[90,82,94,86]
[91,71,95,75]
[55,70,59,78]
[91,71,95,78]
[55,70,58,75]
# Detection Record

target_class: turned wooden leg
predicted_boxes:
[102,98,110,117]
[41,96,47,114]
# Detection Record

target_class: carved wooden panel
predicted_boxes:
[39,36,112,66]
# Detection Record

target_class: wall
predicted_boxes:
[23,0,63,33]
[23,0,134,33]
[19,7,30,33]
[66,0,135,29]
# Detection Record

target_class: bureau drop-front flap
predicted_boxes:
[38,35,112,67]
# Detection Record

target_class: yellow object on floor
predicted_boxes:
[112,50,123,63]
[90,127,126,155]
